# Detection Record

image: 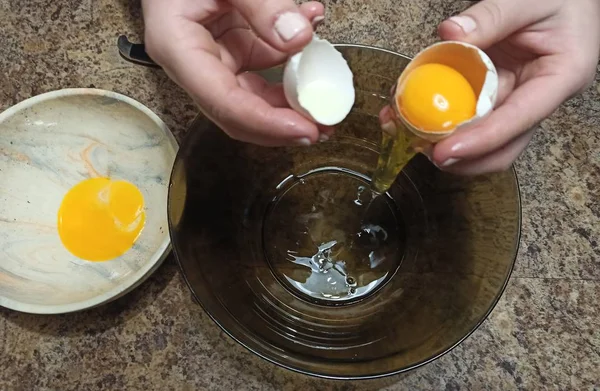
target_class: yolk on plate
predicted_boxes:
[58,177,145,262]
[397,63,477,132]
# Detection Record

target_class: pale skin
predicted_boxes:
[142,0,600,175]
[142,0,331,147]
[429,0,600,175]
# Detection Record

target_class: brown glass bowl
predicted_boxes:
[168,45,521,379]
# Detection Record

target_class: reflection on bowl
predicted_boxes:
[168,45,521,379]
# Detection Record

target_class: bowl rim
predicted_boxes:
[169,43,522,380]
[0,88,177,315]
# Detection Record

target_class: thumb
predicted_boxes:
[229,0,320,53]
[437,0,559,49]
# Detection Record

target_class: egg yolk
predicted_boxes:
[397,63,477,132]
[58,177,145,262]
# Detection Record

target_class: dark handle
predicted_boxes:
[117,35,161,68]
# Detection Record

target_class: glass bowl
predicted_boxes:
[168,45,521,379]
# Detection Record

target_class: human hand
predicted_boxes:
[426,0,600,175]
[142,0,329,147]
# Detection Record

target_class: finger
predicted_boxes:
[143,0,231,25]
[432,70,573,166]
[226,71,321,146]
[437,0,560,49]
[237,72,289,107]
[299,1,326,27]
[210,4,325,37]
[228,0,316,53]
[440,128,535,176]
[160,35,319,146]
[239,72,334,141]
[495,67,517,107]
[142,0,223,64]
[378,105,397,136]
[214,5,326,72]
[217,28,284,71]
[320,126,335,137]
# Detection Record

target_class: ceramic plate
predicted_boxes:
[0,89,177,314]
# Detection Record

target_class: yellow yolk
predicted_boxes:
[58,177,145,262]
[398,63,477,132]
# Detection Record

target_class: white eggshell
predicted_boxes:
[283,35,355,126]
[393,41,499,142]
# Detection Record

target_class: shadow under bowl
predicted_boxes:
[168,45,521,379]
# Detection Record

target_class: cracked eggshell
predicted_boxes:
[283,36,355,126]
[393,41,498,143]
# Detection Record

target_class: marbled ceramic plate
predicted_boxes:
[0,89,177,314]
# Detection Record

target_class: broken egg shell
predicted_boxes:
[283,36,355,126]
[392,40,499,143]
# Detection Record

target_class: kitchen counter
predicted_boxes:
[1,0,598,389]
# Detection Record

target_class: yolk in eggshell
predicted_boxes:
[397,63,477,132]
[57,177,145,262]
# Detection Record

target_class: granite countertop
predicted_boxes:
[1,0,599,389]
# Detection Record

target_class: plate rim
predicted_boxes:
[0,88,178,314]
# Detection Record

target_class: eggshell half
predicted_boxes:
[393,41,498,142]
[283,36,355,126]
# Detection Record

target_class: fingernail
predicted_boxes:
[295,137,312,146]
[441,157,461,167]
[423,152,441,169]
[450,142,464,153]
[381,121,397,137]
[448,15,477,34]
[420,146,433,160]
[318,133,329,142]
[311,15,325,28]
[380,105,393,124]
[275,12,310,41]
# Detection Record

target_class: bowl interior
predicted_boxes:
[169,45,521,379]
[0,89,177,313]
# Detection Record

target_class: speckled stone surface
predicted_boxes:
[0,0,599,390]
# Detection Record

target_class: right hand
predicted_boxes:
[379,0,600,176]
[142,0,330,147]
[431,0,600,175]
